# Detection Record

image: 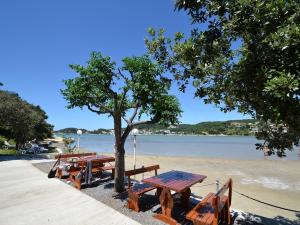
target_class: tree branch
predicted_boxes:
[86,96,114,114]
[87,105,106,114]
[129,71,134,80]
[129,101,140,123]
[119,89,128,111]
[132,120,154,126]
[106,85,118,100]
[118,69,129,82]
[121,124,133,143]
[121,115,130,124]
[132,115,160,127]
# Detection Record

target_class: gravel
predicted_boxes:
[33,161,281,225]
[34,161,170,225]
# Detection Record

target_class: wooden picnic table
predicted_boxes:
[142,170,207,225]
[67,155,115,189]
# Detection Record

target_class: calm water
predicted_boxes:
[61,134,299,160]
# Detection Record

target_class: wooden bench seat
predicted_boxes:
[186,178,232,225]
[125,165,160,212]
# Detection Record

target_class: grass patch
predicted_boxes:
[0,149,17,155]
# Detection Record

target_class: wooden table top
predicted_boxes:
[142,170,207,193]
[77,155,115,163]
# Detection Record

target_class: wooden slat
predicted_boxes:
[125,165,160,176]
[186,178,233,225]
[186,192,214,220]
[216,180,230,196]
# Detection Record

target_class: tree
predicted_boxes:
[145,0,300,156]
[62,52,181,192]
[0,90,53,149]
[62,137,76,153]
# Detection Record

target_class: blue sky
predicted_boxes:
[0,0,250,130]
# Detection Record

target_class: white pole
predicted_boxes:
[133,135,136,170]
[77,129,82,153]
[216,180,220,193]
[77,136,80,153]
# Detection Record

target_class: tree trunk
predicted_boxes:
[114,143,125,192]
[114,114,125,192]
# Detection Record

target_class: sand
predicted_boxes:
[100,153,300,222]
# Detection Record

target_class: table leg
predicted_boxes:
[155,187,162,198]
[154,188,179,225]
[181,187,191,210]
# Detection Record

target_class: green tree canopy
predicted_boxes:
[0,90,53,148]
[62,52,181,192]
[145,0,300,157]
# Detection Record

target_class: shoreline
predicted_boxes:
[79,148,300,162]
[55,132,256,137]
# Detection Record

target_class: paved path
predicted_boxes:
[0,160,140,225]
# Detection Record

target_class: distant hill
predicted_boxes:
[171,119,257,135]
[55,127,90,134]
[55,119,258,136]
[137,119,257,135]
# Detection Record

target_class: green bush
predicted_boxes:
[0,136,5,147]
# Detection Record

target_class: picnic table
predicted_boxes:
[143,170,207,225]
[56,154,115,189]
[58,154,114,171]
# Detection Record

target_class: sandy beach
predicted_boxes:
[109,153,300,222]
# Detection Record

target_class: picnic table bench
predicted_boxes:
[143,170,207,225]
[71,155,115,189]
[125,165,160,212]
[186,178,232,225]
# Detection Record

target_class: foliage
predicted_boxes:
[89,128,111,134]
[145,0,300,156]
[0,90,53,149]
[0,136,5,147]
[0,149,17,155]
[61,52,182,192]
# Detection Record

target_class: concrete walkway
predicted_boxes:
[0,160,141,225]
